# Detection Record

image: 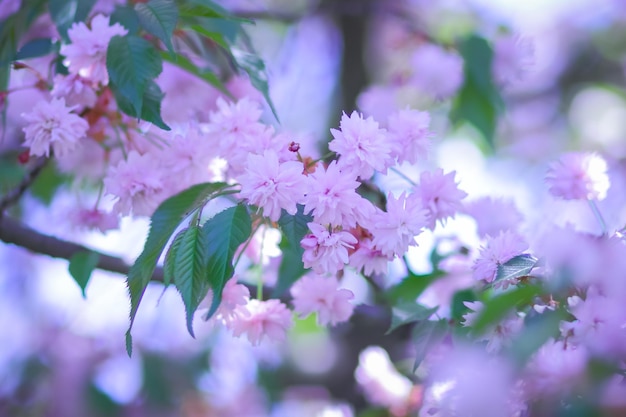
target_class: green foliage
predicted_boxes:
[110,80,170,130]
[135,0,179,55]
[451,34,502,150]
[495,254,538,284]
[68,251,100,298]
[508,307,567,365]
[170,225,209,336]
[231,48,279,120]
[48,0,97,41]
[15,38,55,60]
[387,302,439,335]
[0,0,47,90]
[273,205,312,297]
[412,319,449,370]
[386,271,444,305]
[450,288,476,322]
[163,227,186,287]
[125,182,227,355]
[201,204,252,320]
[30,162,68,204]
[106,34,163,120]
[472,284,542,334]
[110,4,140,34]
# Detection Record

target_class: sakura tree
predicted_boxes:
[2,0,626,416]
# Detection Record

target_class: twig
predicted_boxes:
[0,156,48,216]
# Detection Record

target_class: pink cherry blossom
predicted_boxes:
[237,150,307,221]
[103,150,166,216]
[463,197,524,238]
[215,278,251,326]
[462,301,524,353]
[472,231,529,283]
[72,208,119,233]
[301,223,358,274]
[329,111,393,179]
[545,152,610,201]
[302,161,374,228]
[61,14,128,85]
[50,73,98,109]
[290,275,355,326]
[229,299,293,346]
[21,97,88,158]
[370,192,428,258]
[349,238,389,276]
[410,43,464,99]
[415,169,468,230]
[386,108,432,164]
[492,34,534,87]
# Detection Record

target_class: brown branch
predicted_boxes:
[0,156,48,216]
[0,215,164,281]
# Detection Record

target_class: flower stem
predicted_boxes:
[390,167,417,186]
[588,199,607,235]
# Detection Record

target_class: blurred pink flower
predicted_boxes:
[21,98,88,158]
[415,169,467,230]
[410,43,464,99]
[387,108,432,164]
[545,152,609,201]
[61,14,128,85]
[237,150,307,221]
[103,150,166,216]
[230,299,293,346]
[290,275,355,326]
[73,208,119,233]
[492,35,534,87]
[349,238,388,276]
[51,73,98,109]
[472,230,528,283]
[329,111,393,179]
[301,223,357,274]
[462,301,524,353]
[214,278,250,326]
[463,197,524,238]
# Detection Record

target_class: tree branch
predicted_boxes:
[0,215,164,281]
[0,156,48,216]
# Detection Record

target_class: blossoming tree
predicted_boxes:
[2,0,626,416]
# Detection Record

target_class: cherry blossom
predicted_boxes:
[60,14,128,85]
[472,231,529,283]
[301,223,358,274]
[387,108,432,164]
[290,275,355,326]
[545,152,610,201]
[415,169,468,230]
[410,43,464,99]
[21,98,89,158]
[229,299,293,346]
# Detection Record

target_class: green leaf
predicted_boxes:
[188,23,229,49]
[125,182,227,355]
[15,38,54,60]
[201,204,252,320]
[273,205,312,297]
[386,271,444,305]
[163,227,186,287]
[29,162,68,204]
[387,303,439,335]
[160,50,229,95]
[110,4,140,34]
[111,79,170,130]
[177,0,252,23]
[107,34,163,117]
[411,319,448,370]
[472,284,542,334]
[495,254,538,283]
[450,34,502,150]
[231,48,279,121]
[48,0,97,41]
[135,0,178,55]
[450,288,476,322]
[508,308,567,365]
[69,251,100,298]
[172,225,209,336]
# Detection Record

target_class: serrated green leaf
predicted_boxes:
[172,225,209,337]
[69,251,100,298]
[231,48,279,121]
[135,0,178,55]
[188,23,229,49]
[111,79,170,130]
[107,34,163,117]
[125,182,227,356]
[110,4,140,34]
[15,38,53,60]
[273,205,312,297]
[472,284,542,334]
[177,0,252,23]
[48,0,97,41]
[160,50,229,96]
[202,204,252,320]
[163,227,186,287]
[495,254,537,283]
[387,303,439,335]
[412,319,448,370]
[386,271,444,305]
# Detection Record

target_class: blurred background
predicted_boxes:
[3,0,626,415]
